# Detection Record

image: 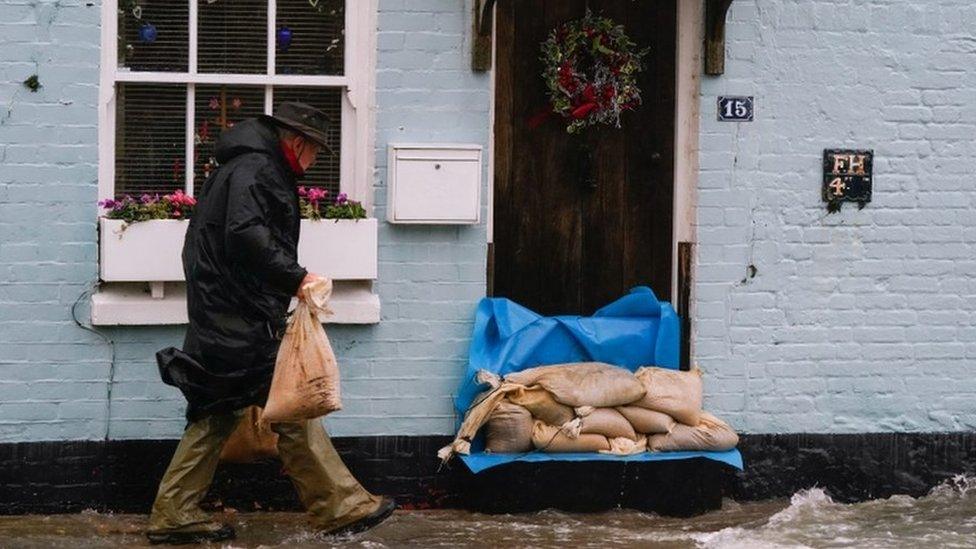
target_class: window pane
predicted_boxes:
[118,0,189,72]
[115,83,186,197]
[193,85,266,183]
[198,0,268,74]
[274,87,342,196]
[275,0,344,75]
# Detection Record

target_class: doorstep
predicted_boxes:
[90,280,380,326]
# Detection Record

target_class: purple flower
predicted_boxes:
[336,192,348,205]
[98,198,117,210]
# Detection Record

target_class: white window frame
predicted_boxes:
[97,0,377,208]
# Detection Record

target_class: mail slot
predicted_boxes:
[387,144,482,224]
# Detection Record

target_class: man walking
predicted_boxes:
[148,102,395,544]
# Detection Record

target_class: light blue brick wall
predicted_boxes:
[696,0,976,433]
[1,0,113,441]
[0,0,488,442]
[4,0,974,442]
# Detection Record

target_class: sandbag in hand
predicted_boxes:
[261,278,341,423]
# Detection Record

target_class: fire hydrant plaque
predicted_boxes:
[823,149,873,212]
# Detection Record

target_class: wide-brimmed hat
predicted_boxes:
[261,101,334,155]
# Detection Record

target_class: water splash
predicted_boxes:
[927,473,976,498]
[3,479,976,548]
[696,476,976,549]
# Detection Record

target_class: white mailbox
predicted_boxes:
[387,144,482,224]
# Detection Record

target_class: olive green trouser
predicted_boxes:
[147,409,381,533]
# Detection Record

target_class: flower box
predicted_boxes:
[99,218,378,282]
[298,218,378,280]
[99,219,187,282]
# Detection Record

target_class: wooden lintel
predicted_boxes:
[472,0,496,72]
[705,0,734,76]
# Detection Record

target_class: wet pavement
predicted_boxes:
[2,476,975,548]
[0,504,784,548]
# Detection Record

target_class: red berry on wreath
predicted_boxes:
[572,102,598,119]
[582,83,596,102]
[541,12,648,133]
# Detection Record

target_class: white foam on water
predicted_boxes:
[692,476,976,549]
[927,473,976,499]
[7,477,976,548]
[766,487,836,526]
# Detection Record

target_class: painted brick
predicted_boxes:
[0,0,488,442]
[6,0,974,443]
[696,0,976,433]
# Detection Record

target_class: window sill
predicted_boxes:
[90,280,380,326]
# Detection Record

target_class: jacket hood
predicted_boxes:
[215,118,281,165]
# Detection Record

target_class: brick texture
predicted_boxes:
[5,434,976,513]
[0,436,728,516]
[695,0,976,433]
[0,0,488,442]
[4,0,974,442]
[0,0,112,442]
[348,0,489,437]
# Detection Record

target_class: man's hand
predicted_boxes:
[297,272,324,297]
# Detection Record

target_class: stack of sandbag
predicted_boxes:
[484,401,533,453]
[485,362,645,455]
[646,412,739,452]
[631,366,738,453]
[439,362,738,462]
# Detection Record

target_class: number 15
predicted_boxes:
[723,99,749,119]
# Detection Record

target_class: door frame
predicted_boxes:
[486,0,702,304]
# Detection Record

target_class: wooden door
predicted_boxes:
[493,0,677,316]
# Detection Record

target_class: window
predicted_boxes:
[99,0,372,202]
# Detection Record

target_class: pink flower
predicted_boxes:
[307,187,329,206]
[297,186,308,197]
[209,97,219,110]
[231,97,242,110]
[167,190,197,207]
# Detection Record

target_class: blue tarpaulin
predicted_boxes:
[454,286,744,473]
[461,449,744,474]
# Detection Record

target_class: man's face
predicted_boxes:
[292,135,321,172]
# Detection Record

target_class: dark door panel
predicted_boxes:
[493,0,676,316]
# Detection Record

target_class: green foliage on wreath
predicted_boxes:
[541,12,648,134]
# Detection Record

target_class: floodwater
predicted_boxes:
[2,476,975,548]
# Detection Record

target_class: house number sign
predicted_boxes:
[823,149,873,212]
[717,96,754,121]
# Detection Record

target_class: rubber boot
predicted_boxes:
[146,410,243,540]
[272,419,385,532]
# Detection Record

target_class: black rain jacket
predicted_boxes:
[156,118,307,421]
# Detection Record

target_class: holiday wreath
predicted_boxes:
[541,12,648,134]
